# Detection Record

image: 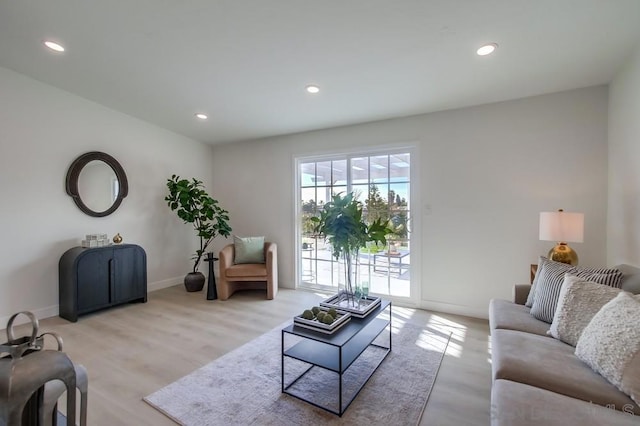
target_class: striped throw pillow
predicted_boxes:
[526,256,556,307]
[529,261,623,323]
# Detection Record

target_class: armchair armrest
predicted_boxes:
[219,244,234,276]
[513,284,532,305]
[265,242,276,275]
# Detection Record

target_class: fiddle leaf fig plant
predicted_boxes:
[311,192,391,298]
[165,175,232,273]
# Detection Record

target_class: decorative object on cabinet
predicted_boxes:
[81,233,110,248]
[539,209,584,265]
[113,233,123,244]
[165,175,232,292]
[65,151,128,217]
[59,244,147,322]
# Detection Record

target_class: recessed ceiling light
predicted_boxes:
[43,40,65,52]
[195,113,208,120]
[306,85,320,94]
[477,43,498,56]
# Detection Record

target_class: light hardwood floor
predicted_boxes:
[8,287,492,425]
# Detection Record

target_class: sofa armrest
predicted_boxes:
[513,284,532,305]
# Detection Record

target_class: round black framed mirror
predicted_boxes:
[65,151,129,217]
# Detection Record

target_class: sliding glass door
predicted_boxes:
[297,151,413,299]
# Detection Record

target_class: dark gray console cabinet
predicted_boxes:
[59,244,147,322]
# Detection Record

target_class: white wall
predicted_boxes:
[0,66,214,324]
[608,43,640,266]
[0,64,613,322]
[210,86,610,318]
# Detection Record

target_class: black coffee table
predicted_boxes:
[281,299,391,416]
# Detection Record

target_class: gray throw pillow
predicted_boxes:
[575,292,640,406]
[549,274,623,346]
[530,263,623,323]
[233,236,265,264]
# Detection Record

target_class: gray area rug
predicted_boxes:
[144,321,450,426]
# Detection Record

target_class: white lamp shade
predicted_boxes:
[539,211,584,243]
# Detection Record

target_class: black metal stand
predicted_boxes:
[204,253,218,300]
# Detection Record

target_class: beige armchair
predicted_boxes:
[218,242,278,300]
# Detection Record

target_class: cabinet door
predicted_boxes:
[77,249,111,311]
[113,246,145,302]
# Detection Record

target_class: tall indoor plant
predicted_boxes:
[311,192,391,304]
[165,175,232,292]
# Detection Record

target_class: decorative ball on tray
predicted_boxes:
[299,306,335,324]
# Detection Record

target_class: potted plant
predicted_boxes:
[165,175,232,292]
[311,192,391,305]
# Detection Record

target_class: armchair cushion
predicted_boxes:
[225,263,267,278]
[233,235,265,264]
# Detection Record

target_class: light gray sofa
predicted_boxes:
[489,264,640,426]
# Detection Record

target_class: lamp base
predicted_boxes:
[548,243,578,266]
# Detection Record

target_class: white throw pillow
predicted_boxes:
[549,274,623,346]
[575,292,640,405]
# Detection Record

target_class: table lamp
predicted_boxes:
[539,209,584,265]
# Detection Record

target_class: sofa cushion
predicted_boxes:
[233,235,265,264]
[225,263,267,278]
[575,292,640,406]
[489,299,549,337]
[549,274,623,346]
[619,264,640,294]
[491,329,639,412]
[529,262,623,323]
[491,379,639,426]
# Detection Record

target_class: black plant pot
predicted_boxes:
[184,272,205,292]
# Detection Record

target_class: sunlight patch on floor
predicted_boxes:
[427,314,467,344]
[392,306,416,320]
[417,314,467,358]
[415,329,455,355]
[390,307,414,335]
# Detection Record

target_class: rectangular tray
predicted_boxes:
[293,308,351,334]
[320,292,381,318]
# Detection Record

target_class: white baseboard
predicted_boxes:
[148,276,183,292]
[0,304,59,329]
[0,277,184,329]
[420,299,488,320]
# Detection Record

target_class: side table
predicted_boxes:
[204,253,218,300]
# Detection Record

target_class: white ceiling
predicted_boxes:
[1,1,640,145]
